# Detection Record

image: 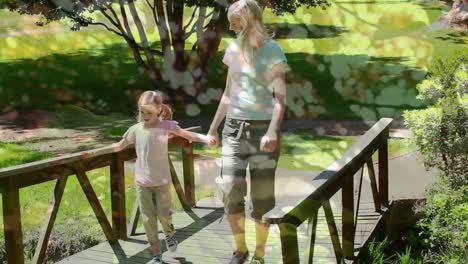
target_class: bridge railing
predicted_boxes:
[263,118,393,263]
[0,127,200,264]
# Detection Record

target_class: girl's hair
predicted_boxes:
[228,0,273,64]
[137,90,173,121]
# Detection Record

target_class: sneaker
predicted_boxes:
[250,256,265,264]
[229,251,249,264]
[165,234,178,252]
[151,253,162,264]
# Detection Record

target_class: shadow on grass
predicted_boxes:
[1,38,428,122]
[435,31,468,45]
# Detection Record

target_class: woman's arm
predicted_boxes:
[207,71,233,147]
[262,62,287,152]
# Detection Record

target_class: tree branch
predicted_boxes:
[183,5,198,31]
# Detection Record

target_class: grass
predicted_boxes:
[0,143,54,168]
[1,1,467,119]
[195,134,415,170]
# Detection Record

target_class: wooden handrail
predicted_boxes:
[1,125,201,264]
[263,118,393,263]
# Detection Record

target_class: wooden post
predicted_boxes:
[110,154,127,239]
[2,185,25,264]
[181,140,196,207]
[279,222,300,264]
[342,175,355,260]
[32,176,68,264]
[378,135,389,208]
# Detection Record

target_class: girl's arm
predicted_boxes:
[112,138,132,151]
[170,129,211,144]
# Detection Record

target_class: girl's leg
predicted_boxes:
[136,185,161,254]
[154,184,176,236]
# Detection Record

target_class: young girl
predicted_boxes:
[207,0,287,263]
[114,90,212,264]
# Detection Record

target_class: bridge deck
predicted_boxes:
[59,203,381,264]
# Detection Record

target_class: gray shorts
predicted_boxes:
[221,118,280,220]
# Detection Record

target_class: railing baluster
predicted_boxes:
[74,163,115,242]
[322,200,343,263]
[32,176,68,264]
[110,153,127,239]
[342,174,355,260]
[304,208,319,264]
[378,135,389,208]
[366,158,381,212]
[169,157,190,210]
[2,185,24,264]
[182,140,196,207]
[127,199,140,237]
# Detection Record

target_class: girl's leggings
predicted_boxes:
[136,184,175,245]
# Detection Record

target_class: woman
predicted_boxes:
[207,1,287,263]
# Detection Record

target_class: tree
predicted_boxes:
[0,0,330,105]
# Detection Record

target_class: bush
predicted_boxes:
[0,219,104,263]
[404,50,468,262]
[404,51,467,187]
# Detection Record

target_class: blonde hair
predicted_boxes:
[137,90,173,121]
[228,0,273,64]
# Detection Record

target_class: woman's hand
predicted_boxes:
[260,131,278,153]
[207,131,219,149]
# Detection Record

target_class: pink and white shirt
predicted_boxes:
[123,120,180,187]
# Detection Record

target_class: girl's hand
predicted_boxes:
[207,131,219,149]
[260,131,278,153]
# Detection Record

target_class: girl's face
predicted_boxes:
[139,104,161,125]
[229,16,244,35]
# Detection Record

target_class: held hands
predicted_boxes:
[260,131,278,153]
[206,131,219,149]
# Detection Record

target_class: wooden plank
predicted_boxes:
[182,140,196,207]
[366,158,381,212]
[279,222,300,264]
[127,199,140,237]
[342,174,355,260]
[74,163,115,242]
[378,136,389,208]
[264,118,393,223]
[110,154,127,239]
[32,176,69,264]
[169,157,190,210]
[304,208,318,264]
[322,200,343,263]
[2,185,24,264]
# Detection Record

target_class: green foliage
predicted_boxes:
[0,143,53,168]
[417,178,468,263]
[404,50,468,187]
[405,50,468,263]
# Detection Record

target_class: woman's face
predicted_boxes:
[229,16,244,35]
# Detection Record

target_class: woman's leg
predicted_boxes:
[222,120,249,254]
[136,185,161,254]
[248,128,279,258]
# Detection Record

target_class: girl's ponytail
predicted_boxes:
[159,104,173,120]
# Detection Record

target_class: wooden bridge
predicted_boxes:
[1,118,393,263]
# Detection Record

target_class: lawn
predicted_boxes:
[1,0,467,119]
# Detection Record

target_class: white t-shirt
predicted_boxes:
[123,121,180,187]
[223,39,287,120]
